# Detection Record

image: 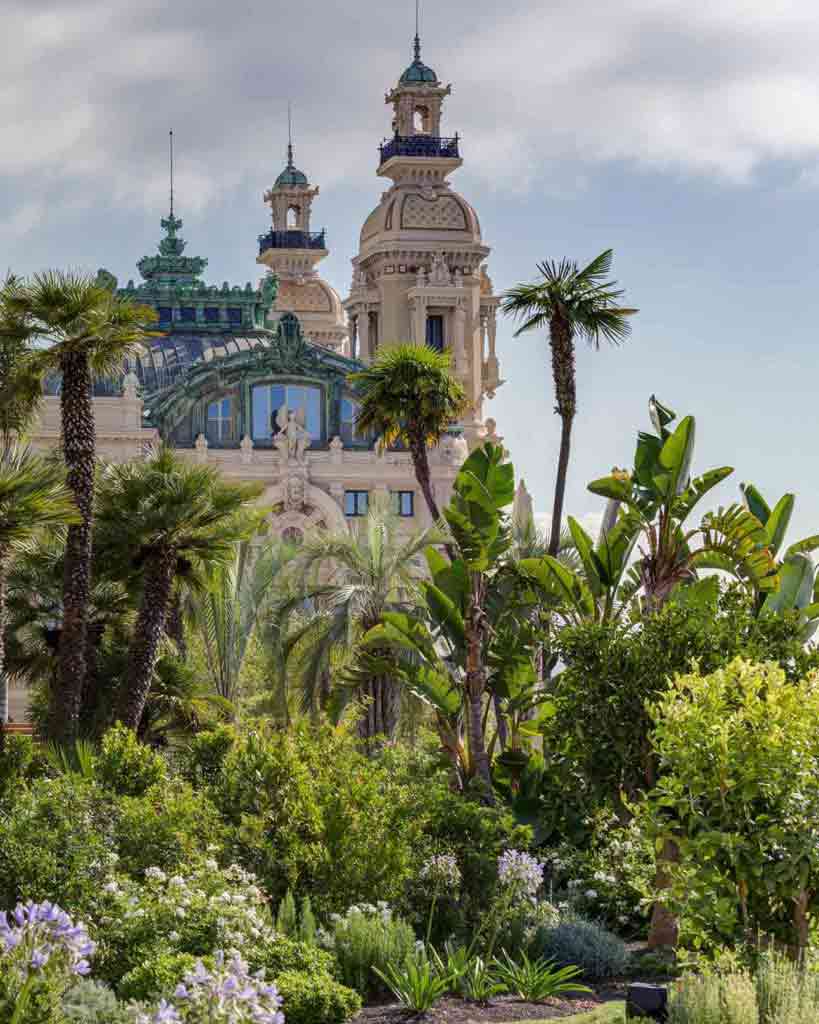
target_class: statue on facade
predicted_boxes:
[274,406,309,463]
[284,474,306,510]
[121,370,140,400]
[429,252,452,287]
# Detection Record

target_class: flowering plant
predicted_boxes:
[91,857,275,989]
[137,951,284,1024]
[319,903,416,998]
[497,850,544,900]
[419,854,461,890]
[0,901,95,1023]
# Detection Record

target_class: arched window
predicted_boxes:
[413,106,431,134]
[251,383,322,443]
[287,205,300,229]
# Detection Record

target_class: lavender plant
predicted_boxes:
[136,952,284,1024]
[0,901,96,1023]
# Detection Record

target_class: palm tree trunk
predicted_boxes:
[51,350,95,742]
[548,318,576,557]
[117,549,177,730]
[79,620,105,736]
[165,590,187,658]
[409,434,440,522]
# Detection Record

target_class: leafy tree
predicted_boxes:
[0,445,78,738]
[95,445,261,730]
[349,344,467,524]
[642,659,819,956]
[362,443,518,798]
[278,498,442,742]
[587,396,778,613]
[2,272,156,742]
[501,249,637,555]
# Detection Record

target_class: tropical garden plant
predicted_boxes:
[349,343,467,524]
[1,271,157,742]
[502,249,637,555]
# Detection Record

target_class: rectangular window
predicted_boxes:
[206,397,234,443]
[180,307,196,323]
[426,315,444,352]
[157,307,172,324]
[392,491,414,517]
[204,307,220,323]
[251,384,322,443]
[344,490,369,517]
[227,307,242,326]
[340,397,367,446]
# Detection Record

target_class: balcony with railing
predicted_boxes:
[258,229,327,255]
[378,134,460,164]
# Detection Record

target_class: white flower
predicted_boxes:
[584,889,598,900]
[145,867,167,883]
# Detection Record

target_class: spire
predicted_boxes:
[168,129,175,217]
[413,0,421,62]
[287,103,294,168]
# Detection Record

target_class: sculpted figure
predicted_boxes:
[274,405,309,463]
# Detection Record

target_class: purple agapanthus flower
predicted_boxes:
[0,901,96,978]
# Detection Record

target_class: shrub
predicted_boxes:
[276,970,361,1024]
[372,957,450,1013]
[0,733,35,800]
[91,860,274,991]
[532,915,629,980]
[0,777,117,915]
[114,779,226,876]
[181,724,237,786]
[62,979,135,1023]
[492,951,590,1002]
[118,951,199,1002]
[322,903,417,997]
[97,724,166,797]
[249,936,338,980]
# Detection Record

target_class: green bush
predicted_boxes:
[249,936,338,979]
[0,776,116,915]
[213,724,428,914]
[324,903,417,998]
[117,951,198,1002]
[532,915,629,980]
[62,979,134,1023]
[276,970,361,1024]
[0,733,35,800]
[98,724,166,797]
[114,779,225,875]
[181,724,237,785]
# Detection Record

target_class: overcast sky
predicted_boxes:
[4,0,819,537]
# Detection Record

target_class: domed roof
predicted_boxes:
[276,163,309,187]
[399,37,438,85]
[400,58,438,84]
[359,186,482,247]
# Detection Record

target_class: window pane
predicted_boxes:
[344,492,355,516]
[252,386,270,440]
[227,308,242,325]
[426,315,444,352]
[158,307,172,324]
[402,492,413,516]
[180,307,196,323]
[204,307,220,323]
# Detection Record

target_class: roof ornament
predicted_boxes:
[169,128,175,218]
[287,102,295,168]
[414,0,421,63]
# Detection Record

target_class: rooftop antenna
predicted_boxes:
[414,0,421,61]
[287,102,294,167]
[169,129,175,217]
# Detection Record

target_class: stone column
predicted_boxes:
[358,307,370,362]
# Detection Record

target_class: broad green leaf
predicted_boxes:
[673,467,734,523]
[422,581,467,650]
[658,415,696,498]
[739,482,771,525]
[568,515,607,593]
[588,475,632,503]
[784,533,819,559]
[520,555,596,620]
[667,576,719,611]
[648,394,677,435]
[634,431,664,489]
[426,546,469,610]
[765,494,795,556]
[761,554,816,616]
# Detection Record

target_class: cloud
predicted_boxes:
[4,0,819,229]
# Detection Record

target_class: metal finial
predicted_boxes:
[287,103,294,167]
[413,0,421,61]
[169,129,174,217]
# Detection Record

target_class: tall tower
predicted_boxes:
[344,31,502,446]
[257,133,348,352]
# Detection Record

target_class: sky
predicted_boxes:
[3,0,819,538]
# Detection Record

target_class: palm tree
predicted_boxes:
[3,271,157,741]
[0,276,42,445]
[501,250,637,556]
[94,445,262,731]
[0,445,79,738]
[186,539,297,706]
[280,498,443,742]
[349,344,468,524]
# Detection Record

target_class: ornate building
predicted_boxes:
[30,31,502,541]
[344,32,502,447]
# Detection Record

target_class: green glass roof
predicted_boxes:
[275,165,309,187]
[400,36,438,85]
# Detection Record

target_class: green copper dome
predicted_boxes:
[276,164,308,187]
[399,36,438,85]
